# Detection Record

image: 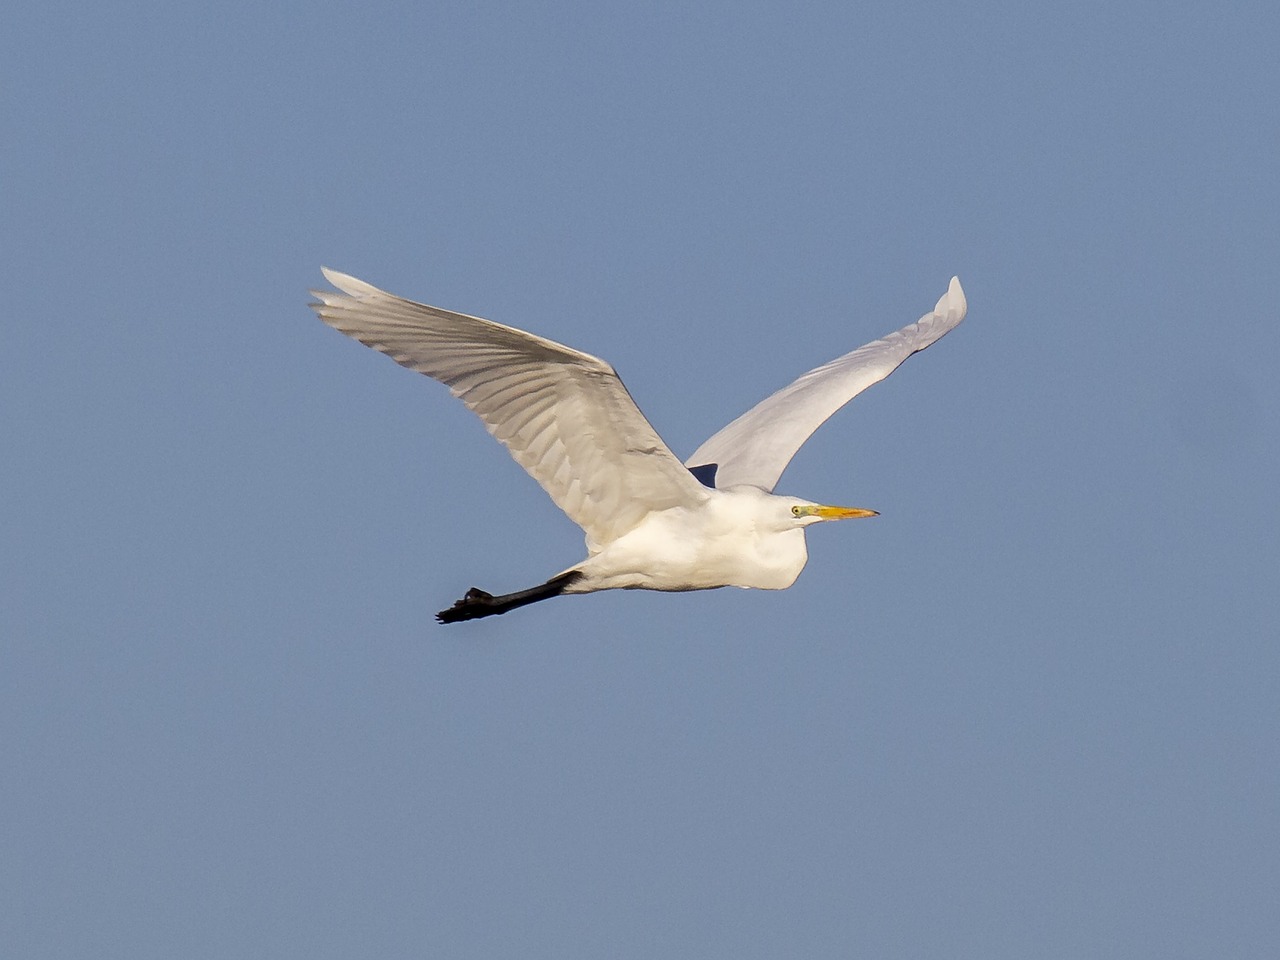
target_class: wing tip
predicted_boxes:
[318,267,381,299]
[937,275,967,322]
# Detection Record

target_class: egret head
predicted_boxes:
[787,498,878,528]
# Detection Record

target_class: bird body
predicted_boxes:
[563,487,817,594]
[309,269,966,623]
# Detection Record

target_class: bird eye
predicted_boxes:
[791,506,802,517]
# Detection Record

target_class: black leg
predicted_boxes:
[436,571,583,624]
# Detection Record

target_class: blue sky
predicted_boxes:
[3,1,1278,957]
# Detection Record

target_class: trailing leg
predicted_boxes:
[436,571,583,624]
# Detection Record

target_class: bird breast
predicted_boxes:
[572,488,810,593]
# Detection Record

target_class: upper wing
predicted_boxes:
[686,277,967,491]
[311,269,708,546]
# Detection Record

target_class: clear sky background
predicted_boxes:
[4,1,1278,957]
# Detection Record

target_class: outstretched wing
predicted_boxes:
[686,277,967,491]
[311,269,708,546]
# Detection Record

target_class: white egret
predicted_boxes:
[310,269,966,623]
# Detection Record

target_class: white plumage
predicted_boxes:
[310,269,966,623]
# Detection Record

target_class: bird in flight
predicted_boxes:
[311,270,966,623]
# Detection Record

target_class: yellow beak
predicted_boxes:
[812,505,879,520]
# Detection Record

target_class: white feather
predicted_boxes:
[686,277,967,491]
[311,269,709,549]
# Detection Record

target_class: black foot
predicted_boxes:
[436,588,496,624]
[436,572,583,624]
